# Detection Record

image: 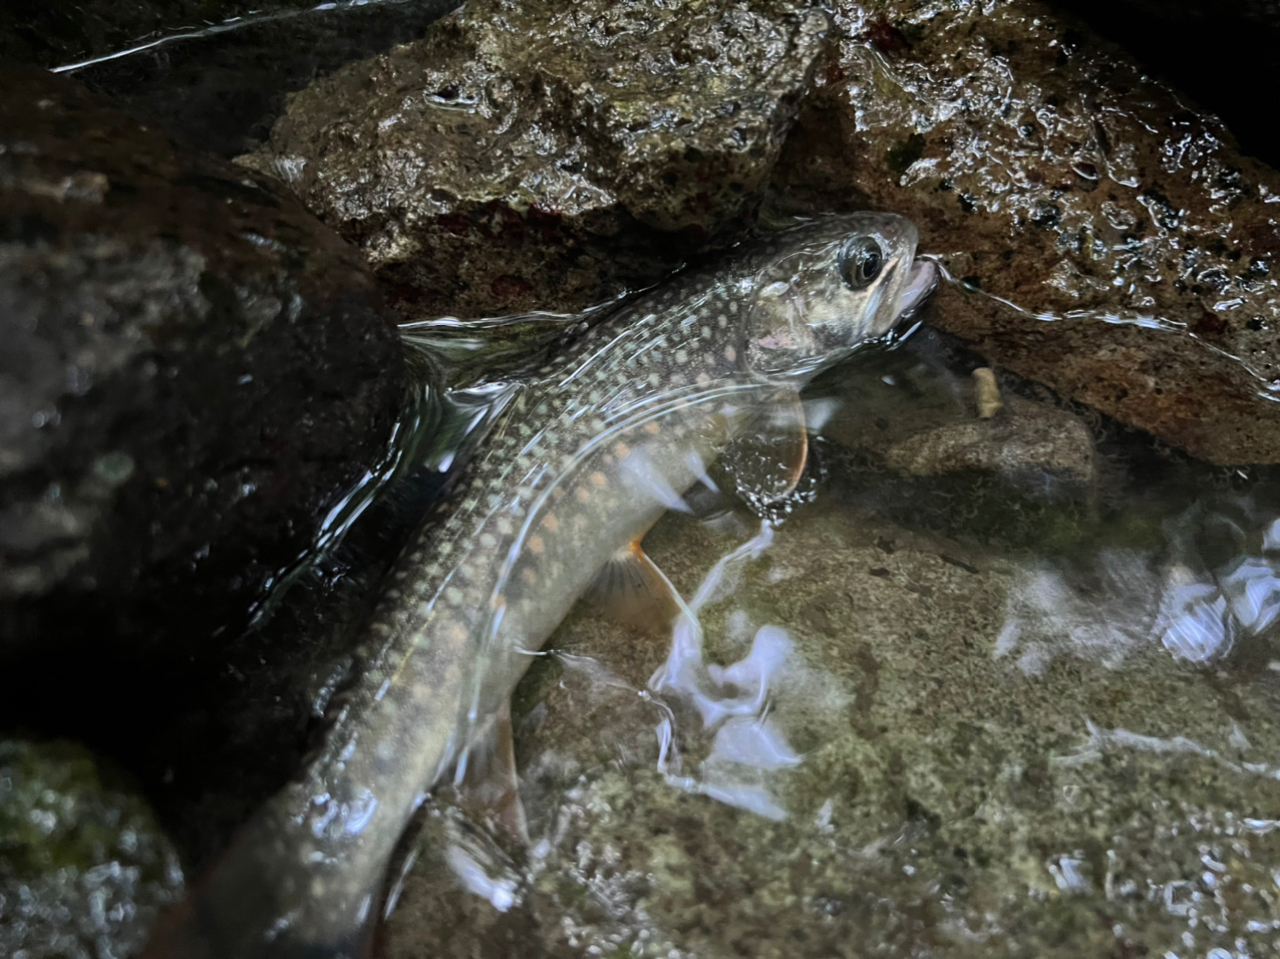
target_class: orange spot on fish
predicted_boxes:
[543,514,560,532]
[447,623,468,644]
[644,422,662,435]
[575,487,591,504]
[614,442,631,458]
[590,471,608,488]
[521,569,538,585]
[528,535,545,555]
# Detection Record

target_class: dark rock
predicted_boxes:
[0,66,407,661]
[0,738,184,959]
[0,0,319,70]
[240,0,830,316]
[768,0,1280,465]
[1049,0,1280,166]
[67,0,462,159]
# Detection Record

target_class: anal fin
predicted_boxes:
[584,539,682,628]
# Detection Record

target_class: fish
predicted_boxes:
[142,212,936,958]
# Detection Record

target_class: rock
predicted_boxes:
[378,463,1280,959]
[0,738,184,959]
[0,66,407,660]
[813,343,1098,491]
[1052,0,1280,164]
[239,0,830,316]
[0,0,318,70]
[767,0,1280,465]
[66,0,461,159]
[876,396,1094,486]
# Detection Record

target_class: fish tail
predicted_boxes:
[140,807,376,959]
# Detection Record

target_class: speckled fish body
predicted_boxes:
[145,213,936,958]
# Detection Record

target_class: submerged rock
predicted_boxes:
[0,739,183,959]
[0,66,407,661]
[378,457,1280,959]
[814,343,1099,493]
[240,0,830,316]
[768,0,1280,466]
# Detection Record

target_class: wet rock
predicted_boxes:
[1051,0,1280,165]
[815,350,1098,491]
[240,0,830,316]
[0,738,184,959]
[0,66,407,660]
[379,470,1280,959]
[767,0,1280,465]
[875,396,1094,486]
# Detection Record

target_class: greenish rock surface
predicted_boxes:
[0,739,183,959]
[239,0,830,317]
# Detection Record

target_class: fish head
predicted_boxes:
[743,213,936,382]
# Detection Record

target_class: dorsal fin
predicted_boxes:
[399,304,622,390]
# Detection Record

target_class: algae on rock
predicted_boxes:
[0,739,183,959]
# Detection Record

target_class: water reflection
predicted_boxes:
[645,522,806,821]
[997,498,1280,671]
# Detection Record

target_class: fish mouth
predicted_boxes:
[895,258,938,318]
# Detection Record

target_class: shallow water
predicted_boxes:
[376,334,1280,959]
[10,1,1280,955]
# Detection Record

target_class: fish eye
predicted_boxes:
[838,237,884,290]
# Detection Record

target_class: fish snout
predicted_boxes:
[896,258,938,319]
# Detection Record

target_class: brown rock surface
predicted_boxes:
[240,0,830,316]
[768,0,1280,465]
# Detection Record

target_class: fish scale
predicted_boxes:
[143,212,935,959]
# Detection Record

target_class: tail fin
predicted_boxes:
[139,806,378,959]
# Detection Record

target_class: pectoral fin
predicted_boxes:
[584,539,682,628]
[716,387,809,513]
